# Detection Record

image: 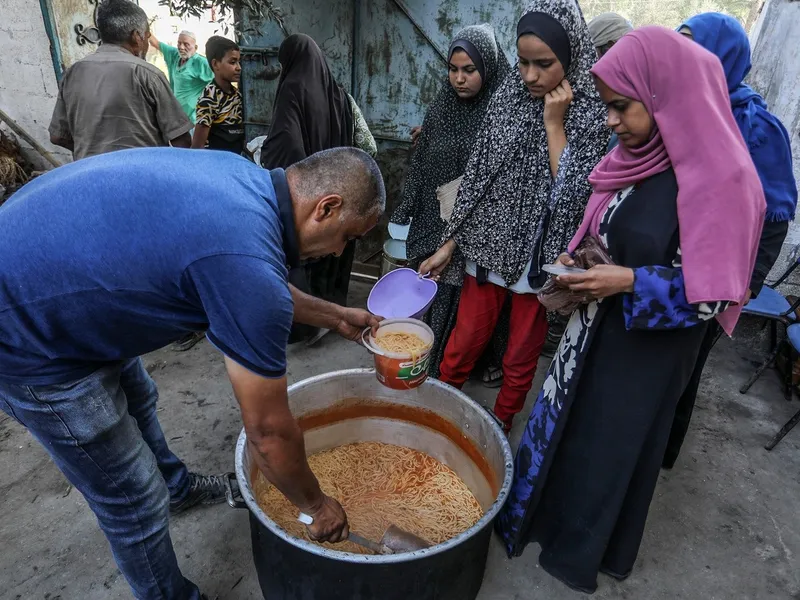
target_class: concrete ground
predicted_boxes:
[2,281,800,600]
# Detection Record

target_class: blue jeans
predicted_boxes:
[0,358,201,600]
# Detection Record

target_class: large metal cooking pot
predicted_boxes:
[233,368,513,600]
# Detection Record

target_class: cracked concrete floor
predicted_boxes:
[2,282,800,599]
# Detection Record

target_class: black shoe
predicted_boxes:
[172,331,205,352]
[599,565,632,581]
[541,318,567,359]
[540,329,563,359]
[305,327,330,347]
[170,472,231,514]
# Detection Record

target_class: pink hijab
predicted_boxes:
[569,26,765,335]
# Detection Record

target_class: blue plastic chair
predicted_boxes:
[738,250,800,396]
[764,323,800,450]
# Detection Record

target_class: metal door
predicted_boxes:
[240,0,528,270]
[239,1,355,140]
[353,0,527,141]
[41,0,102,78]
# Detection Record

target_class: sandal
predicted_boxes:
[481,366,504,388]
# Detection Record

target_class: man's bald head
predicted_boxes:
[286,147,385,260]
[288,147,385,221]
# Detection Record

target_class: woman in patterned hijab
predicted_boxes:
[392,24,510,379]
[420,0,608,433]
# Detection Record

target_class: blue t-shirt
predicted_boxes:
[0,148,299,385]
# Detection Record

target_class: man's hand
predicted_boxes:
[290,284,382,344]
[225,360,348,538]
[170,132,192,149]
[411,126,423,146]
[49,134,74,151]
[335,307,382,343]
[191,124,211,149]
[557,264,634,300]
[305,495,350,543]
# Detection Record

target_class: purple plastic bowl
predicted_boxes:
[367,268,438,319]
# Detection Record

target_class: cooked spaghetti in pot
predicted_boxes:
[375,332,430,355]
[254,441,484,554]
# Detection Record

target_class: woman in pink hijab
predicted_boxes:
[497,27,764,593]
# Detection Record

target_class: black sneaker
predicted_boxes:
[170,472,231,514]
[541,319,566,359]
[540,334,559,359]
[171,331,205,352]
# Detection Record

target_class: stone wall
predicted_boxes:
[749,0,800,283]
[0,0,71,168]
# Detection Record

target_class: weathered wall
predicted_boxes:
[0,0,71,167]
[749,0,800,278]
[240,0,530,265]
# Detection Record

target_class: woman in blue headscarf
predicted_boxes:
[665,13,798,469]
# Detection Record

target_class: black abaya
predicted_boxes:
[663,219,790,469]
[498,170,722,593]
[260,34,355,340]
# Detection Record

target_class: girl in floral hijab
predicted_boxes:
[420,0,608,433]
[392,24,510,379]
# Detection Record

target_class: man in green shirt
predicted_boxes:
[149,30,213,123]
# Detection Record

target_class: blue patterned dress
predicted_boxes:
[496,169,729,593]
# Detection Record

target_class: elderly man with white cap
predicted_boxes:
[587,12,633,58]
[149,29,214,123]
[587,11,633,154]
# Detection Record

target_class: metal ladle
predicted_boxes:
[298,513,431,555]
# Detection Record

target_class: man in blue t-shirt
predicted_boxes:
[0,147,384,600]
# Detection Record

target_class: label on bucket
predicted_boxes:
[369,318,435,391]
[374,350,431,390]
[396,355,431,380]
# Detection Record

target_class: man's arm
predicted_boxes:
[192,89,214,149]
[225,358,349,542]
[289,284,381,341]
[48,75,73,152]
[140,70,192,147]
[191,124,211,149]
[156,38,180,65]
[148,32,160,50]
[198,56,215,85]
[49,134,73,151]
[171,132,192,148]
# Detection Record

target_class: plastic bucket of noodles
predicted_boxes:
[361,318,435,390]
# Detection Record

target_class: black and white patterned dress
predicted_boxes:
[440,0,609,288]
[391,24,511,376]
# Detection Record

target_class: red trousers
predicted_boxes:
[439,275,549,428]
